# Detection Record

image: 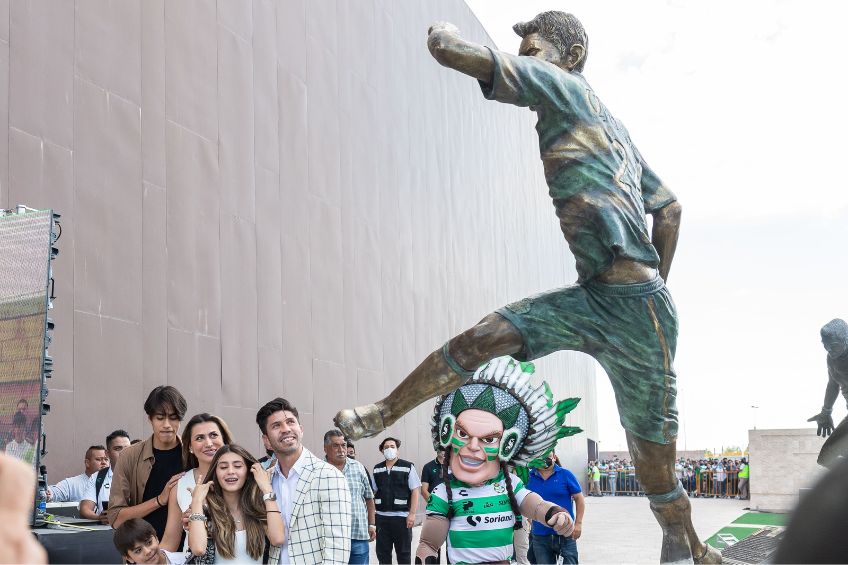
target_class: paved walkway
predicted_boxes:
[577,495,748,563]
[377,496,749,563]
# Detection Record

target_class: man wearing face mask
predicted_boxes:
[808,318,848,468]
[372,437,421,564]
[526,454,585,564]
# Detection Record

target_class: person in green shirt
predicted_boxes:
[336,10,716,564]
[737,459,750,500]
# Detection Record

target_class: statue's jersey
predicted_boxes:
[426,471,529,565]
[479,49,677,283]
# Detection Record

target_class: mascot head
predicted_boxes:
[432,356,581,485]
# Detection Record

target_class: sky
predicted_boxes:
[464,0,848,452]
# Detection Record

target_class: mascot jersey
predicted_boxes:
[426,471,529,564]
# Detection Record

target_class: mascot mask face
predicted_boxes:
[450,409,502,485]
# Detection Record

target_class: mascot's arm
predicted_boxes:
[415,514,449,564]
[519,491,574,537]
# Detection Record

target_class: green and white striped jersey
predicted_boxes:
[426,471,528,564]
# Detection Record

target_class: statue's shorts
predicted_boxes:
[496,276,678,445]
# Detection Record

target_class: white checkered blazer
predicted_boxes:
[267,449,352,564]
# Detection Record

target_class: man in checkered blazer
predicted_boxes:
[258,398,352,564]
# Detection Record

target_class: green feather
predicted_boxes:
[555,397,580,419]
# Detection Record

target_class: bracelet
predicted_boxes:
[266,510,281,514]
[188,513,207,522]
[368,524,376,529]
[155,495,163,507]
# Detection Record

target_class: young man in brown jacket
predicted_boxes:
[107,386,187,539]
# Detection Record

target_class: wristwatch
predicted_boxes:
[263,492,277,501]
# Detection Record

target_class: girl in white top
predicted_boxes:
[160,413,233,552]
[187,445,285,564]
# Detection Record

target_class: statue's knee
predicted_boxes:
[449,314,522,367]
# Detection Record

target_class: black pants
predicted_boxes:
[376,514,412,564]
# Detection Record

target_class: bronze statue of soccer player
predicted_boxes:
[335,11,719,563]
[808,318,848,468]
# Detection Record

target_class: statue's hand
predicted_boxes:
[807,412,835,437]
[427,21,460,37]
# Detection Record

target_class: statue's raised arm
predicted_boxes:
[426,22,495,85]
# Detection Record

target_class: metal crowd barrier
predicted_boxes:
[593,469,741,498]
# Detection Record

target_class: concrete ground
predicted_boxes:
[376,496,748,564]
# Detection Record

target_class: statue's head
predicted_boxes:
[821,318,848,358]
[431,357,581,486]
[513,11,588,72]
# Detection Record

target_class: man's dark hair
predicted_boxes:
[143,385,187,419]
[113,518,157,558]
[106,429,130,448]
[379,437,401,451]
[437,446,446,453]
[86,445,107,458]
[12,411,26,428]
[513,11,588,72]
[255,397,299,434]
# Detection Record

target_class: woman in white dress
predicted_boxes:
[160,413,233,552]
[187,445,285,564]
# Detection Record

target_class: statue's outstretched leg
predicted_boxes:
[335,313,522,440]
[628,432,721,564]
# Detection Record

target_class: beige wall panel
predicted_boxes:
[73,79,143,322]
[216,405,262,456]
[336,1,373,85]
[166,329,221,420]
[217,0,251,42]
[9,130,74,390]
[0,0,8,43]
[278,72,309,244]
[75,0,141,105]
[42,389,76,479]
[164,0,217,141]
[280,234,312,411]
[220,216,258,408]
[72,313,143,457]
[257,345,283,406]
[252,0,279,174]
[255,167,283,350]
[142,182,167,394]
[312,359,346,445]
[218,25,255,223]
[140,0,165,188]
[165,123,220,336]
[275,0,305,82]
[9,0,73,149]
[342,219,382,372]
[308,198,344,363]
[0,37,8,208]
[305,20,340,205]
[339,77,378,225]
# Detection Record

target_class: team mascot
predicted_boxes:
[415,356,582,564]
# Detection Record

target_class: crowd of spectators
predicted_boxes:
[587,457,750,500]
